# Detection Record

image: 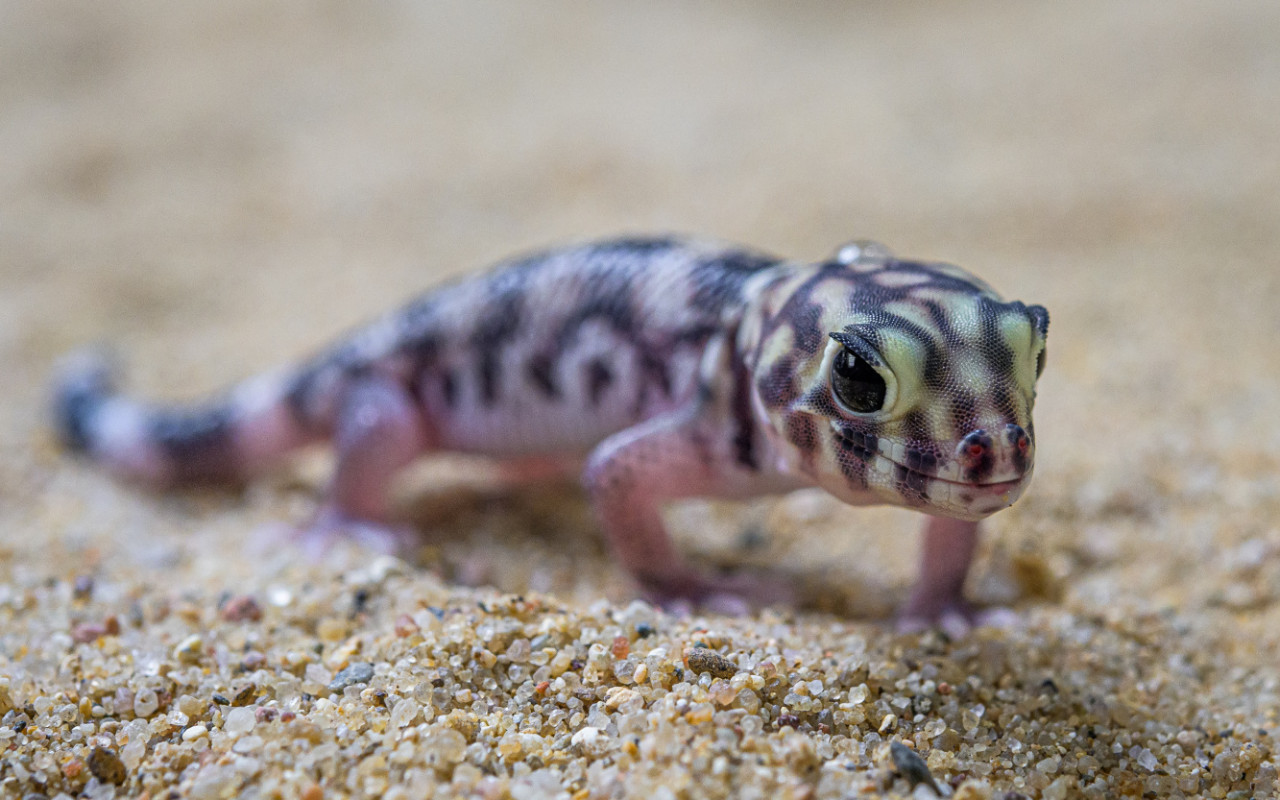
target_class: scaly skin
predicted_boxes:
[53,236,1049,627]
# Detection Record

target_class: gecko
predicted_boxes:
[53,236,1048,628]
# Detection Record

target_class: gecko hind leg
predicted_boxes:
[297,373,432,557]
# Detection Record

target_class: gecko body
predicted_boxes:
[55,236,1048,625]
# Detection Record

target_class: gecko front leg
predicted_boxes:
[583,398,796,615]
[897,516,981,636]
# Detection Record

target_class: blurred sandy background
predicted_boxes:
[3,2,1280,797]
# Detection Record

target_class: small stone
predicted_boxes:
[232,734,264,753]
[230,683,257,706]
[133,688,159,718]
[890,741,941,796]
[174,634,203,664]
[390,698,419,729]
[224,706,256,735]
[953,780,994,800]
[685,647,737,678]
[73,574,95,599]
[72,621,110,644]
[1135,748,1158,772]
[604,687,642,712]
[1043,776,1076,800]
[394,614,419,637]
[183,724,209,742]
[329,662,376,692]
[611,635,630,659]
[87,746,127,785]
[220,595,263,622]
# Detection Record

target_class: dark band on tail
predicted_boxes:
[53,353,116,454]
[149,404,241,483]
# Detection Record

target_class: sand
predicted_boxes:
[2,2,1279,797]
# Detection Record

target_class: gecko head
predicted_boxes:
[754,242,1049,520]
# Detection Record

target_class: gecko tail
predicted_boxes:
[52,349,318,487]
[53,349,118,455]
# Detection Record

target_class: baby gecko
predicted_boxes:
[55,236,1048,628]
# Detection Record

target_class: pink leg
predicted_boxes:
[898,516,981,636]
[583,416,793,614]
[300,374,431,555]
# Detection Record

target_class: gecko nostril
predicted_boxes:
[956,429,993,472]
[1005,424,1030,451]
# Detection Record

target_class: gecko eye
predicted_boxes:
[831,348,887,414]
[1035,348,1047,378]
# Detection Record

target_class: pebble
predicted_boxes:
[223,707,257,735]
[891,741,942,796]
[182,725,209,742]
[684,647,738,678]
[328,661,375,692]
[1,546,1273,800]
[87,746,127,785]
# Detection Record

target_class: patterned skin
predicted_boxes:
[54,236,1048,628]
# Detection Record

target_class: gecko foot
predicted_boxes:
[292,507,419,560]
[896,596,1018,639]
[639,569,796,616]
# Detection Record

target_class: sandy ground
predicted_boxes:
[3,2,1280,798]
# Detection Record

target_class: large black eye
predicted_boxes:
[832,348,887,413]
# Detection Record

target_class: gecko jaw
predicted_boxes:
[830,421,1031,516]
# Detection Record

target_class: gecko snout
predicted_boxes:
[955,424,1032,483]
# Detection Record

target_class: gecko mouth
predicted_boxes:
[834,425,1025,493]
[877,451,1023,492]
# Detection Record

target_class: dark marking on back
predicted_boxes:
[554,265,636,350]
[729,347,758,472]
[589,236,681,257]
[470,265,531,406]
[283,367,329,433]
[440,371,457,408]
[690,250,780,312]
[639,352,672,400]
[526,353,560,400]
[586,359,613,406]
[477,357,500,405]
